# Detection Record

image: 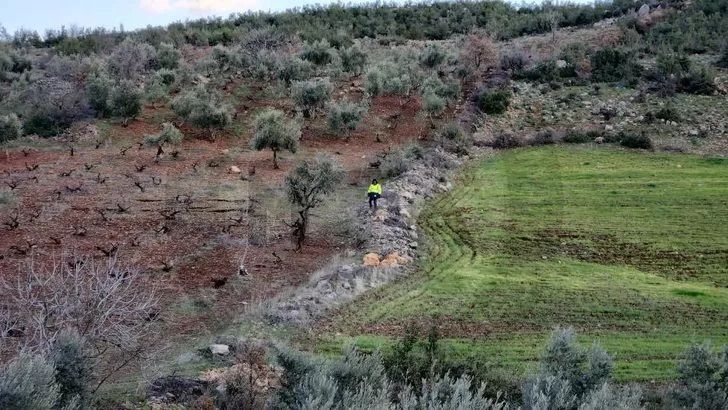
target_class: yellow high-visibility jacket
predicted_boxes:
[367,183,382,195]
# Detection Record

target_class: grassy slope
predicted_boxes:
[323,146,728,381]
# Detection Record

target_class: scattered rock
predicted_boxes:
[209,344,230,356]
[363,253,381,266]
[638,4,650,16]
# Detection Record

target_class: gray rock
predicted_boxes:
[209,344,230,355]
[638,4,650,16]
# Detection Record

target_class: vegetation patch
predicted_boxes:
[326,147,728,382]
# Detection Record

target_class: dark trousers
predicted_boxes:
[368,193,380,208]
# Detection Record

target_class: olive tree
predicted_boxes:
[107,37,156,80]
[285,156,342,250]
[145,122,183,158]
[109,80,142,126]
[327,100,366,140]
[250,108,300,169]
[171,86,232,139]
[86,71,112,117]
[156,42,181,70]
[0,113,22,143]
[291,77,332,118]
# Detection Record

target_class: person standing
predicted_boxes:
[367,179,382,209]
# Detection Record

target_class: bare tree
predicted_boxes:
[0,256,158,390]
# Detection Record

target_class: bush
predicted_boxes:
[250,108,300,169]
[437,122,472,155]
[171,86,232,137]
[491,133,523,149]
[109,80,143,126]
[365,61,415,96]
[0,113,22,143]
[0,354,63,410]
[500,51,527,71]
[563,129,602,144]
[477,89,511,115]
[339,45,367,75]
[86,71,113,116]
[718,47,728,69]
[21,78,87,137]
[670,342,728,409]
[655,105,680,122]
[327,100,366,139]
[275,55,314,85]
[677,66,716,95]
[531,130,555,146]
[380,144,424,178]
[291,77,332,118]
[522,328,620,408]
[300,39,334,66]
[590,47,641,84]
[51,332,92,409]
[157,42,181,70]
[514,60,561,83]
[419,44,446,69]
[617,132,652,149]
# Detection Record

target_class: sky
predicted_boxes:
[1,0,595,35]
[0,0,347,34]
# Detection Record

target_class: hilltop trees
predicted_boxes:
[250,108,301,169]
[285,156,342,250]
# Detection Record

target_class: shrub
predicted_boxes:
[365,61,415,96]
[157,42,181,69]
[718,47,728,69]
[677,66,716,95]
[514,60,560,83]
[655,105,680,122]
[339,45,367,75]
[500,51,527,71]
[171,86,232,137]
[51,332,92,409]
[300,39,334,66]
[522,328,620,408]
[21,77,87,137]
[422,75,460,101]
[422,90,447,119]
[156,69,177,86]
[438,122,472,155]
[86,71,113,116]
[291,77,333,118]
[491,133,523,149]
[563,129,600,144]
[477,89,511,115]
[0,354,62,410]
[590,47,641,84]
[275,55,314,85]
[380,144,424,178]
[327,100,366,139]
[419,44,446,69]
[460,31,499,78]
[250,108,300,169]
[531,130,555,146]
[670,342,728,408]
[0,113,22,143]
[109,80,143,126]
[618,132,652,149]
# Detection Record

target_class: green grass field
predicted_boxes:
[323,146,728,382]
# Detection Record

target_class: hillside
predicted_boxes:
[0,0,727,408]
